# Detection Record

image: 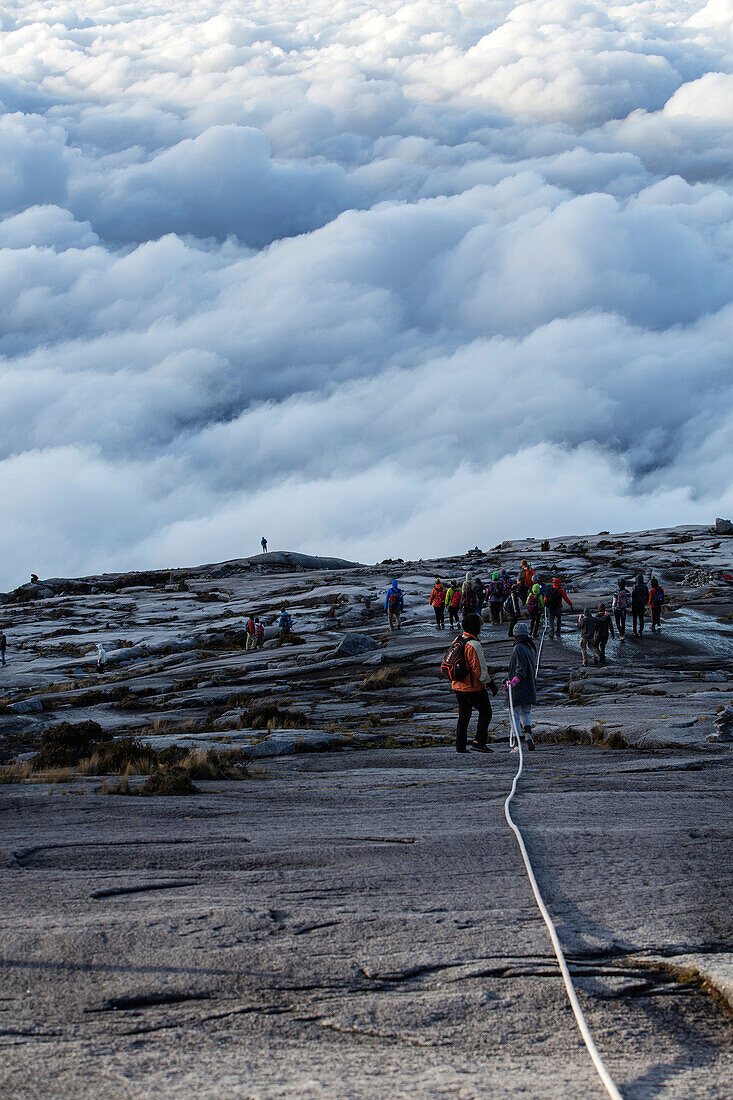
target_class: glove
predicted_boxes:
[508,676,520,688]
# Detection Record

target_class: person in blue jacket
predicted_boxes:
[384,580,404,631]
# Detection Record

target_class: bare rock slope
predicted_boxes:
[0,526,731,1098]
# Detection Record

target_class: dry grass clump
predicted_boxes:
[242,699,309,730]
[32,720,106,769]
[274,633,306,647]
[360,666,406,691]
[0,761,33,783]
[77,737,159,776]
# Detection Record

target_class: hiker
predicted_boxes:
[631,574,649,636]
[544,578,574,637]
[505,623,537,751]
[612,580,630,639]
[503,584,522,637]
[593,603,615,664]
[96,643,107,673]
[30,573,38,584]
[429,579,446,630]
[578,609,599,666]
[384,580,404,631]
[278,609,293,637]
[487,573,504,625]
[648,577,665,632]
[462,573,478,615]
[245,615,257,651]
[446,581,462,631]
[526,583,545,637]
[261,536,268,553]
[473,575,485,613]
[517,560,535,603]
[0,631,6,667]
[255,621,265,647]
[444,612,497,753]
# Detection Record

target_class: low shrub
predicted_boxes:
[32,720,106,769]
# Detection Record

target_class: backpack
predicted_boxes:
[388,588,401,609]
[527,593,538,615]
[246,619,256,634]
[653,587,665,604]
[451,590,462,608]
[440,637,468,681]
[616,590,630,610]
[432,587,445,608]
[256,624,264,640]
[464,590,477,613]
[503,594,516,616]
[545,588,561,610]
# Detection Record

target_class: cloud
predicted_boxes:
[0,0,732,586]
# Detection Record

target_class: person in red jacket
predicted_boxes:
[450,613,497,753]
[648,577,665,632]
[429,579,446,630]
[544,578,574,638]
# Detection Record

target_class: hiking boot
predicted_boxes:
[456,746,468,753]
[470,741,493,753]
[525,735,536,751]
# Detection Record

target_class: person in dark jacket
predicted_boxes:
[593,603,615,664]
[506,623,537,750]
[578,608,599,666]
[0,631,6,667]
[487,573,503,624]
[503,585,522,637]
[612,580,630,639]
[631,574,649,636]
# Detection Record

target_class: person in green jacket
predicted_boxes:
[526,583,545,637]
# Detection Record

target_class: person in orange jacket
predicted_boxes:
[429,578,446,630]
[517,560,536,603]
[450,612,497,753]
[544,577,574,637]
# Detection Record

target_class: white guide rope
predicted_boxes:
[505,684,624,1100]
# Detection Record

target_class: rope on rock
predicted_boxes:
[505,684,624,1100]
[535,604,548,676]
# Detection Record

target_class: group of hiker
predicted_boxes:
[428,564,575,639]
[393,561,666,753]
[244,609,293,649]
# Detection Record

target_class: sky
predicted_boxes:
[1,0,732,586]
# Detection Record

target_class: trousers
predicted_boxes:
[455,689,491,750]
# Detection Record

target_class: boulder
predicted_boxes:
[334,633,380,657]
[8,697,44,714]
[714,517,733,535]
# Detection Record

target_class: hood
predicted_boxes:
[465,572,472,584]
[532,583,541,594]
[391,580,399,589]
[636,574,644,584]
[553,578,561,588]
[513,634,536,650]
[492,572,499,580]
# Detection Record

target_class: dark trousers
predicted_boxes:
[614,609,626,636]
[455,689,492,750]
[529,612,541,636]
[489,601,501,625]
[651,605,661,629]
[448,606,460,629]
[507,613,518,637]
[597,637,609,664]
[433,605,445,629]
[549,609,562,635]
[632,607,645,634]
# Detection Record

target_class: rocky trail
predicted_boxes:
[0,525,731,1097]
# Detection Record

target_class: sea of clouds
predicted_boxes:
[1,0,732,584]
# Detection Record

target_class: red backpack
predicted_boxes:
[441,637,468,681]
[451,590,462,608]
